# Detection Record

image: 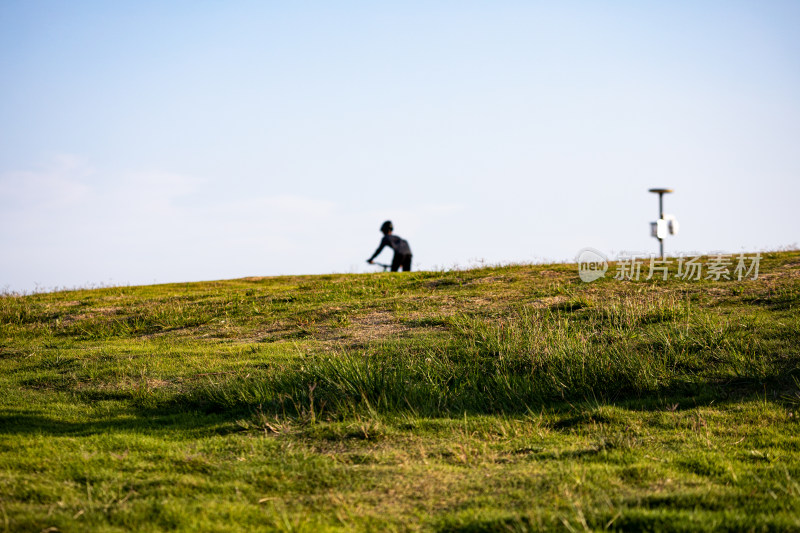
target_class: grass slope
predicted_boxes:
[1,252,799,532]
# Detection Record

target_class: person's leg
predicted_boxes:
[391,254,402,272]
[402,254,412,272]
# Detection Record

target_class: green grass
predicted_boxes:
[1,252,799,531]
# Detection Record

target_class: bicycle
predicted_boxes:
[368,261,392,272]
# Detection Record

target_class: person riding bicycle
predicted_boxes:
[367,220,413,272]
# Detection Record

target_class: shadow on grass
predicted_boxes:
[0,407,239,438]
[2,373,797,438]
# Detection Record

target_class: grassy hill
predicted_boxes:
[2,251,799,532]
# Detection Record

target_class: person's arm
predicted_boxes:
[367,236,388,262]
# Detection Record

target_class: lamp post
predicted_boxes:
[648,188,677,259]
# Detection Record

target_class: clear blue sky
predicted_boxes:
[1,1,798,292]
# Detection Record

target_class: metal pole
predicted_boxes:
[658,192,664,259]
[649,188,673,261]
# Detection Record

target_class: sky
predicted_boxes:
[1,1,799,292]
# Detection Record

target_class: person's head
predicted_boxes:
[380,220,393,235]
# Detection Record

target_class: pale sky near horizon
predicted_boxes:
[1,1,798,293]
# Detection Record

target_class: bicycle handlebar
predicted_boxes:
[367,260,392,272]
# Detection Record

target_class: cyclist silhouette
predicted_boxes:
[367,220,412,272]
